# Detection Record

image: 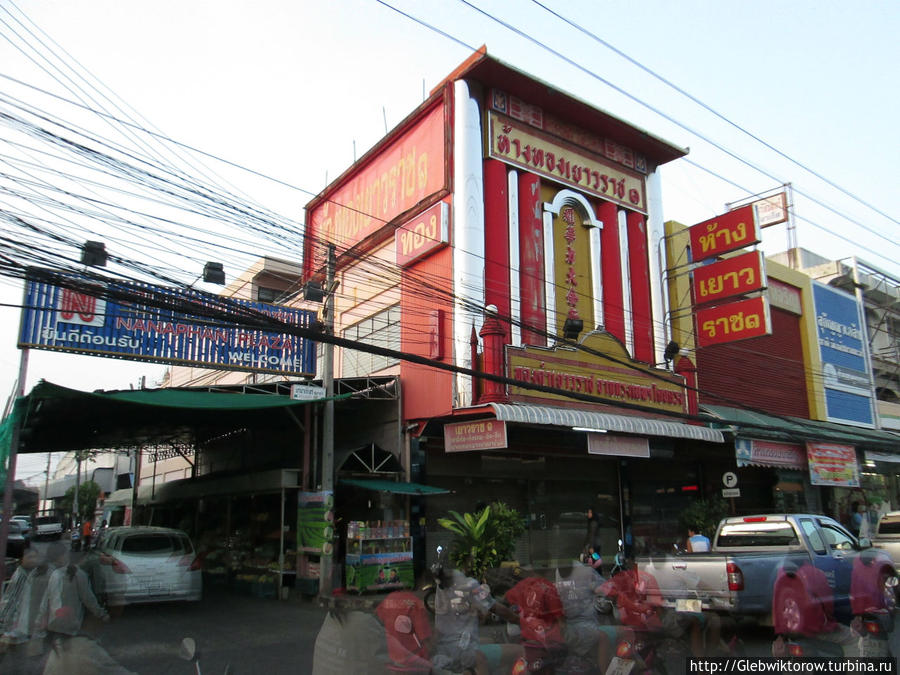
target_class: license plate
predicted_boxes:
[676,598,702,613]
[606,657,636,675]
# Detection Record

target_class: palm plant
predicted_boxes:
[438,501,525,580]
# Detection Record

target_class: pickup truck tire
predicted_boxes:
[774,586,804,635]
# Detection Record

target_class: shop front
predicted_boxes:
[704,404,900,528]
[149,468,302,600]
[420,399,725,571]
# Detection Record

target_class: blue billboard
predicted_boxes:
[18,271,318,377]
[811,280,874,427]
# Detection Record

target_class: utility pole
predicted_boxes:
[43,453,51,512]
[319,244,336,598]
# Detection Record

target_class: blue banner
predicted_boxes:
[18,271,317,377]
[811,281,873,427]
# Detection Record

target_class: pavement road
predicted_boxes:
[96,587,328,674]
[6,539,900,673]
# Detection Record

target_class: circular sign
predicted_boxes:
[722,472,738,489]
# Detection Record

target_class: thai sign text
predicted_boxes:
[695,296,771,347]
[688,204,761,262]
[692,250,766,306]
[487,111,646,213]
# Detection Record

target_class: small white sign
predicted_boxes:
[722,488,741,498]
[722,471,738,488]
[291,384,326,401]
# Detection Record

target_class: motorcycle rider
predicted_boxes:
[504,567,565,674]
[555,559,622,673]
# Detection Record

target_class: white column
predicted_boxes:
[508,168,521,347]
[543,209,556,340]
[618,209,634,357]
[646,169,668,364]
[452,79,485,408]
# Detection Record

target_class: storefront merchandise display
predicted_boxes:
[346,519,413,592]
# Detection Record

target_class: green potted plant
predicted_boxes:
[437,501,525,580]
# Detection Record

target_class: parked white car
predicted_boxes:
[96,526,202,605]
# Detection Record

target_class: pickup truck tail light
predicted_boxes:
[726,562,744,591]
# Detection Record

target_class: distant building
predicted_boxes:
[770,249,900,431]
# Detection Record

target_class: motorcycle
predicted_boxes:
[608,539,626,578]
[603,626,690,675]
[421,544,444,614]
[179,637,233,675]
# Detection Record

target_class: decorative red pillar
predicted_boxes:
[477,315,508,403]
[675,355,699,417]
[597,201,624,342]
[483,159,510,319]
[518,172,545,345]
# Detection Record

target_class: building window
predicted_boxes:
[257,286,284,303]
[341,305,401,377]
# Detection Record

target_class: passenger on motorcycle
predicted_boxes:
[376,590,433,673]
[556,560,623,673]
[601,556,719,658]
[431,566,521,675]
[504,568,566,674]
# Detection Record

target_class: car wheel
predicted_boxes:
[776,587,804,635]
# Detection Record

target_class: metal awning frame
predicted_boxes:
[487,403,725,443]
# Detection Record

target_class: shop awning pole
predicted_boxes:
[279,486,285,599]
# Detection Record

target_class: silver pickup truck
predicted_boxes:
[635,513,897,623]
[871,511,900,564]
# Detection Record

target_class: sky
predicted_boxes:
[1,0,898,482]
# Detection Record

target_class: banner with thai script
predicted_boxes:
[735,438,806,469]
[506,332,687,414]
[811,280,874,427]
[588,433,649,458]
[487,111,647,213]
[695,296,771,348]
[395,201,449,267]
[18,270,317,376]
[806,442,860,487]
[688,204,762,262]
[752,192,788,228]
[692,250,766,306]
[444,419,508,452]
[305,101,448,276]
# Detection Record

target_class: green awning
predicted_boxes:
[3,380,348,454]
[703,404,900,451]
[340,478,450,496]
